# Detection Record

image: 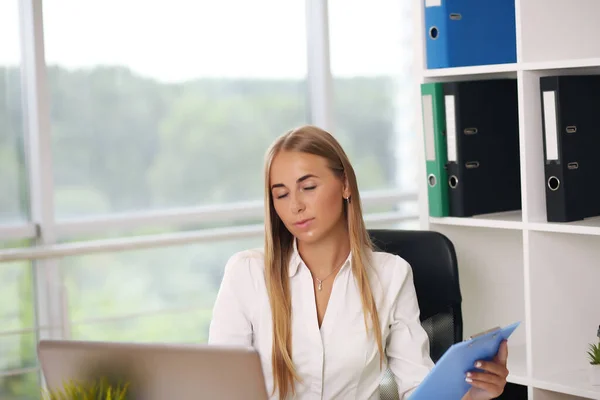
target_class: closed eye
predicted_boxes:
[273,186,316,200]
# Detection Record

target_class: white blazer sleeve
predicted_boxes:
[208,252,254,347]
[385,257,434,399]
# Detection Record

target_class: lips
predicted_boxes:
[294,218,314,228]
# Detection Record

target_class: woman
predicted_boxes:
[208,125,510,399]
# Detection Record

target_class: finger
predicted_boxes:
[466,370,505,386]
[473,360,509,378]
[494,340,509,365]
[465,377,503,397]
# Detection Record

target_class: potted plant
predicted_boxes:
[41,377,130,400]
[589,340,600,386]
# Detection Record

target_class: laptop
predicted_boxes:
[38,339,269,400]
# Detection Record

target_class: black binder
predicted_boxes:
[443,79,521,217]
[540,75,600,222]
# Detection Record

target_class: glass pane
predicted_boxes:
[0,332,37,373]
[42,1,308,218]
[329,0,417,194]
[0,370,41,400]
[0,0,28,224]
[58,217,266,244]
[71,309,215,344]
[61,237,263,341]
[0,261,35,333]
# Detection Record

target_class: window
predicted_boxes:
[61,237,263,343]
[0,252,38,399]
[0,261,35,365]
[329,0,417,196]
[0,371,40,400]
[0,0,29,224]
[0,1,420,397]
[42,0,309,218]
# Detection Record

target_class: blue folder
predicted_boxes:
[409,321,520,399]
[424,0,517,69]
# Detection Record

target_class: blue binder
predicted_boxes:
[424,0,517,69]
[410,321,520,399]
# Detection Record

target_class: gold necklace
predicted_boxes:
[314,266,341,291]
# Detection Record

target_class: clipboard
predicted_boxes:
[409,321,520,399]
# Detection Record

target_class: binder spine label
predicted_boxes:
[425,0,441,7]
[444,95,457,162]
[422,94,436,161]
[542,90,559,161]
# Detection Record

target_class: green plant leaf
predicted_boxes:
[41,377,130,400]
[588,342,600,365]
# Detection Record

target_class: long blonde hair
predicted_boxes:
[263,125,384,399]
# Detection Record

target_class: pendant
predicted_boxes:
[317,280,322,291]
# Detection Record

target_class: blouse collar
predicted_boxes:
[288,237,353,277]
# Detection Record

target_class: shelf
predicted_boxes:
[429,210,523,230]
[522,58,600,73]
[516,70,600,230]
[532,369,600,400]
[432,227,526,348]
[519,0,600,64]
[421,63,519,79]
[528,216,600,236]
[416,0,600,397]
[528,232,600,399]
[420,58,600,78]
[506,342,530,387]
[533,388,598,400]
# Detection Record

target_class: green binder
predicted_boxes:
[421,82,449,217]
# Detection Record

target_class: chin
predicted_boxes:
[285,224,319,244]
[294,229,320,243]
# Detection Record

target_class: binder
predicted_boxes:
[540,75,600,222]
[410,321,520,399]
[443,79,521,217]
[424,0,517,69]
[421,82,449,217]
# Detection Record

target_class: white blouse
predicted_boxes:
[208,241,434,399]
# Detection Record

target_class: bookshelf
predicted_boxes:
[414,1,600,399]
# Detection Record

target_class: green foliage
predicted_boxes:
[0,62,406,399]
[0,66,28,223]
[588,342,600,365]
[1,65,402,219]
[42,378,129,400]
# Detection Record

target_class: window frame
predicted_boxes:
[0,0,420,386]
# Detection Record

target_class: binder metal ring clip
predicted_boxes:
[427,174,437,187]
[464,127,478,135]
[567,162,579,170]
[548,176,560,191]
[449,175,458,189]
[566,126,577,134]
[465,161,480,169]
[429,26,439,39]
[449,13,462,20]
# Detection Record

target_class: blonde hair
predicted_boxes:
[263,125,384,399]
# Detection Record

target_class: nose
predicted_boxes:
[290,194,305,214]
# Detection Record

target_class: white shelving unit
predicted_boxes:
[414,1,600,399]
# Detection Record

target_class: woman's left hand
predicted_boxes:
[465,340,509,400]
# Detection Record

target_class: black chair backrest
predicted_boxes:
[368,229,463,362]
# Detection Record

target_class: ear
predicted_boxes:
[342,175,351,200]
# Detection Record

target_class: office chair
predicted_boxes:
[367,229,463,400]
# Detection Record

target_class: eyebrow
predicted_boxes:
[271,174,318,190]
